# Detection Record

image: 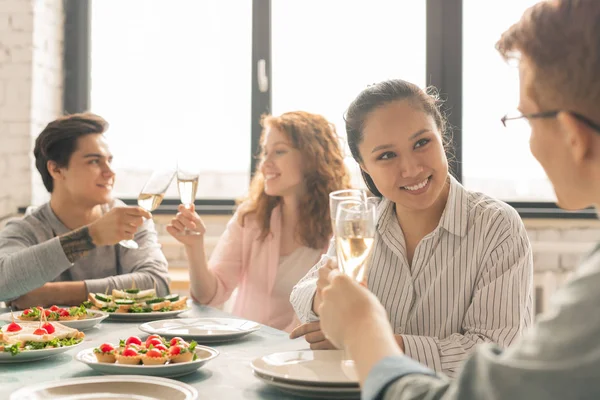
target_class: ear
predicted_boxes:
[558,111,592,164]
[46,160,65,181]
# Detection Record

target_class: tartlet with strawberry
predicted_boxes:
[93,343,117,363]
[141,348,169,365]
[114,346,142,365]
[93,335,198,365]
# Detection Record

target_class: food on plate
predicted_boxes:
[84,284,188,314]
[92,334,198,365]
[93,343,116,363]
[18,305,91,321]
[0,320,85,356]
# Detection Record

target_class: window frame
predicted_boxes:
[63,0,595,218]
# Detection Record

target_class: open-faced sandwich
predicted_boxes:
[84,282,187,314]
[93,334,198,365]
[18,305,90,321]
[0,319,85,356]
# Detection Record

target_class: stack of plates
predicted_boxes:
[251,350,360,399]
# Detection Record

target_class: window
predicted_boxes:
[462,0,556,202]
[271,0,426,188]
[90,0,252,200]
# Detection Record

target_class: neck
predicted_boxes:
[49,190,104,230]
[394,178,450,239]
[279,194,300,227]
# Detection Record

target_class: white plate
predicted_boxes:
[0,340,84,363]
[139,317,261,342]
[0,310,109,331]
[251,350,359,386]
[253,371,360,399]
[76,345,219,378]
[104,308,191,322]
[9,375,198,400]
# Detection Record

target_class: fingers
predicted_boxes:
[178,204,201,221]
[170,219,187,232]
[289,321,321,339]
[309,339,337,350]
[126,206,152,220]
[324,257,337,271]
[305,329,327,344]
[321,272,352,301]
[166,225,181,237]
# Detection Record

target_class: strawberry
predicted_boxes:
[125,336,142,346]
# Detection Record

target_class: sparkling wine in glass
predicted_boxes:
[334,199,376,282]
[176,160,201,236]
[119,169,175,249]
[329,189,367,232]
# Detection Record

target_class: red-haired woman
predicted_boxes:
[167,111,351,331]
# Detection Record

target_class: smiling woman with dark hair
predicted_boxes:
[290,79,533,378]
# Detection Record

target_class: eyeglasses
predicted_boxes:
[501,110,600,133]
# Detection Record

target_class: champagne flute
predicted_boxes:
[119,169,176,249]
[334,199,377,282]
[176,160,201,236]
[329,189,367,232]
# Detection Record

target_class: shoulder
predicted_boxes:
[1,204,53,241]
[234,202,278,230]
[462,187,524,233]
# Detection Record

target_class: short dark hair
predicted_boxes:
[34,112,109,192]
[344,79,451,197]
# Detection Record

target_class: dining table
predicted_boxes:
[0,304,321,399]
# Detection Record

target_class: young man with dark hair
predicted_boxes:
[0,112,170,308]
[316,1,600,399]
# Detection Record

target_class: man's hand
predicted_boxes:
[312,258,336,315]
[319,271,392,350]
[289,321,338,350]
[10,282,86,309]
[88,206,151,246]
[319,271,402,385]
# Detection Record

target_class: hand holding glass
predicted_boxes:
[119,169,175,249]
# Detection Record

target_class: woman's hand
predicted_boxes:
[166,204,206,246]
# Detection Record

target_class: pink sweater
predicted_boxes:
[202,206,321,332]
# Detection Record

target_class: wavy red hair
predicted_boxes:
[238,111,351,249]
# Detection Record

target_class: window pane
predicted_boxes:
[271,1,426,188]
[463,0,556,201]
[90,0,252,200]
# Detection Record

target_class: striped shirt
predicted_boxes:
[290,176,533,377]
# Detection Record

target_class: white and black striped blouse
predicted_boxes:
[290,176,534,377]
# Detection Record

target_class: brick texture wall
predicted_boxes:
[0,0,63,218]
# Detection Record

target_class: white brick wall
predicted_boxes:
[0,0,63,218]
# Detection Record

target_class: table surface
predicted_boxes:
[0,305,320,400]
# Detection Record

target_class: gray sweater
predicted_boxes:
[0,202,170,302]
[363,244,600,400]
